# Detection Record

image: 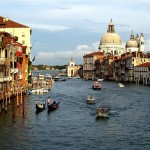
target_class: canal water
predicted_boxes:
[0,77,150,150]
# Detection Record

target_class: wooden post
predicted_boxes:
[2,98,4,109]
[22,92,25,116]
[12,94,15,119]
[20,88,22,105]
[0,102,1,113]
[8,95,10,104]
[5,97,7,113]
[16,89,19,107]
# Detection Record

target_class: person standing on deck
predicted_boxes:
[47,97,51,105]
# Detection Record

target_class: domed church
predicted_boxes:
[98,19,124,56]
[126,31,144,53]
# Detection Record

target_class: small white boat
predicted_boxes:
[97,78,104,82]
[87,95,95,104]
[31,88,49,94]
[96,106,111,118]
[53,75,60,81]
[118,83,124,88]
[76,75,80,79]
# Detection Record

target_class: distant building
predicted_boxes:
[45,66,51,70]
[134,62,150,85]
[67,57,80,77]
[82,19,150,84]
[83,52,103,79]
[126,31,144,53]
[32,66,38,70]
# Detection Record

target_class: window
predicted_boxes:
[22,32,25,37]
[22,40,25,45]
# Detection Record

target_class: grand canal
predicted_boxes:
[0,76,150,150]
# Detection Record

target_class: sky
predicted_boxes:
[1,0,150,65]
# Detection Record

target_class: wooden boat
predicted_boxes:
[47,101,60,111]
[36,103,46,112]
[92,81,101,90]
[87,95,95,104]
[96,106,111,118]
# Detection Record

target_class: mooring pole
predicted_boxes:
[12,94,15,119]
[5,97,7,113]
[22,92,25,116]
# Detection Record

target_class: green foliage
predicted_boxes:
[52,65,67,70]
[28,75,32,83]
[36,64,67,70]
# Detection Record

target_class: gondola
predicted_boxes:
[47,101,60,112]
[35,103,46,112]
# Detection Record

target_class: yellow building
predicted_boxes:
[0,16,31,56]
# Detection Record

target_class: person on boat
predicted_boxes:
[53,100,56,105]
[47,97,51,105]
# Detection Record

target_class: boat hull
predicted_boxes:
[36,103,45,112]
[96,112,110,118]
[96,106,111,118]
[47,102,60,111]
[87,99,95,104]
[92,81,101,90]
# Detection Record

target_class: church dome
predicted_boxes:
[126,31,139,48]
[100,32,122,45]
[126,39,138,48]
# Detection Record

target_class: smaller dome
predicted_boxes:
[126,39,138,48]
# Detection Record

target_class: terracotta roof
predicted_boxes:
[83,51,103,58]
[0,16,29,28]
[135,62,150,67]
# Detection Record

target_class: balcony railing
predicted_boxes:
[0,76,12,82]
[10,68,19,73]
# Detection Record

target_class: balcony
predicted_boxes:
[0,76,12,82]
[0,58,5,65]
[10,68,19,73]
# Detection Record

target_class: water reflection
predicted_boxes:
[0,78,150,150]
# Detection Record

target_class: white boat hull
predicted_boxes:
[118,83,124,88]
[96,112,109,118]
[31,88,49,94]
[97,79,104,82]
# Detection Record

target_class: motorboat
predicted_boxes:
[97,78,104,82]
[76,75,80,79]
[31,88,49,94]
[87,95,95,104]
[118,83,124,88]
[52,75,60,81]
[45,73,52,80]
[96,106,111,118]
[92,81,101,90]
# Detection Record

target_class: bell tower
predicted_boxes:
[68,57,75,66]
[139,33,144,52]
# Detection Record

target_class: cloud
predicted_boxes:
[33,42,99,65]
[29,23,71,31]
